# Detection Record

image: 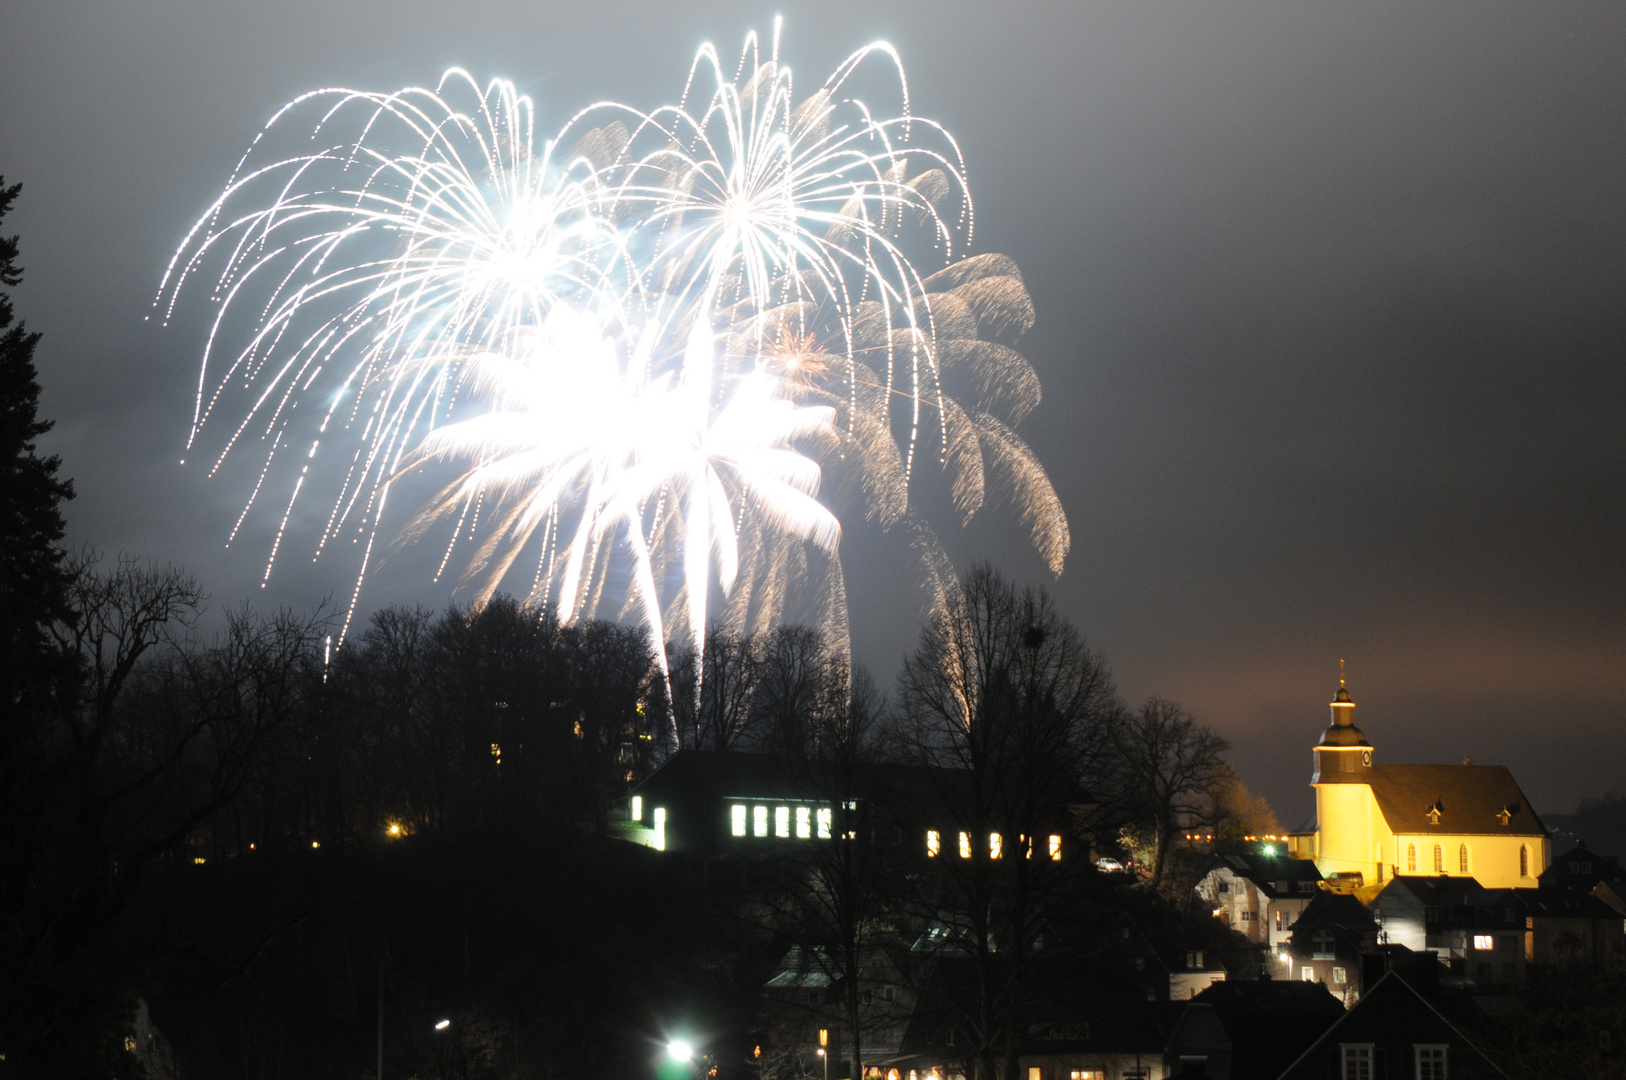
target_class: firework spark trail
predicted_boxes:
[163,24,1069,750]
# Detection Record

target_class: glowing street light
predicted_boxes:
[668,1039,694,1064]
[434,1019,450,1031]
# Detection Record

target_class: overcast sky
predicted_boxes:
[5,0,1624,822]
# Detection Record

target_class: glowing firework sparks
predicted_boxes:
[162,22,1070,748]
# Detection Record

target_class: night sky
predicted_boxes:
[5,1,1624,824]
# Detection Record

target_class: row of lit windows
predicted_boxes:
[1401,842,1532,877]
[730,803,836,840]
[925,830,1062,860]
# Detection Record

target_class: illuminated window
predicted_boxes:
[731,804,747,837]
[958,832,972,859]
[1340,1044,1373,1080]
[1028,1070,1040,1080]
[1332,967,1346,984]
[775,806,790,838]
[1407,843,1416,873]
[817,807,833,839]
[653,807,667,851]
[754,805,768,837]
[927,830,941,857]
[1520,845,1529,878]
[1048,835,1062,860]
[1275,910,1284,930]
[1433,844,1443,874]
[989,833,1003,859]
[1302,967,1316,982]
[796,806,812,839]
[631,796,643,822]
[1459,844,1469,873]
[1473,934,1493,951]
[1414,1045,1447,1080]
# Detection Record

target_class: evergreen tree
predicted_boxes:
[0,177,74,713]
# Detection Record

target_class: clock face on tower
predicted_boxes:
[1362,750,1372,766]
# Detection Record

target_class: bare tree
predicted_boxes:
[667,624,761,752]
[768,661,900,1080]
[897,565,1118,1080]
[3,550,330,1077]
[1107,697,1231,892]
[752,624,835,755]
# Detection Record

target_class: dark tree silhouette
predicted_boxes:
[898,565,1118,1080]
[1107,697,1231,892]
[0,176,74,710]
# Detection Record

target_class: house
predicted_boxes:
[1366,876,1528,987]
[1521,892,1626,972]
[1275,969,1507,1080]
[762,945,918,1078]
[1194,853,1321,952]
[1539,840,1626,894]
[1284,680,1550,890]
[883,958,1178,1080]
[1163,978,1345,1079]
[1285,892,1380,1004]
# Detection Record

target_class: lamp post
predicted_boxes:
[817,1048,828,1080]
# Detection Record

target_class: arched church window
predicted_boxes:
[1407,843,1416,873]
[1459,844,1469,873]
[1520,845,1529,878]
[1433,844,1443,874]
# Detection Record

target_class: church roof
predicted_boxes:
[1366,764,1547,837]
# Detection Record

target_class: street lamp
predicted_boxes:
[434,1019,451,1031]
[817,1048,828,1080]
[668,1039,694,1064]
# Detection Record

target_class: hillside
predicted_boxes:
[1544,794,1626,859]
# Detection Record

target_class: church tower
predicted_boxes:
[1312,674,1377,880]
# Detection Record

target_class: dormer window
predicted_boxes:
[1426,806,1442,826]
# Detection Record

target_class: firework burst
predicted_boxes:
[162,22,1069,746]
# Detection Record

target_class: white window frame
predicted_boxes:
[731,804,747,837]
[753,805,768,837]
[795,805,812,839]
[1341,1043,1374,1080]
[817,807,833,839]
[775,805,790,838]
[1414,1044,1447,1080]
[653,806,667,851]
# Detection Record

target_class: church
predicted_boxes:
[1284,680,1550,889]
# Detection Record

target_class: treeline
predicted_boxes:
[3,552,1264,1077]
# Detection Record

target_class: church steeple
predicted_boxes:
[1313,662,1372,783]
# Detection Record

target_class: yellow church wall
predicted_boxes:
[1392,833,1549,889]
